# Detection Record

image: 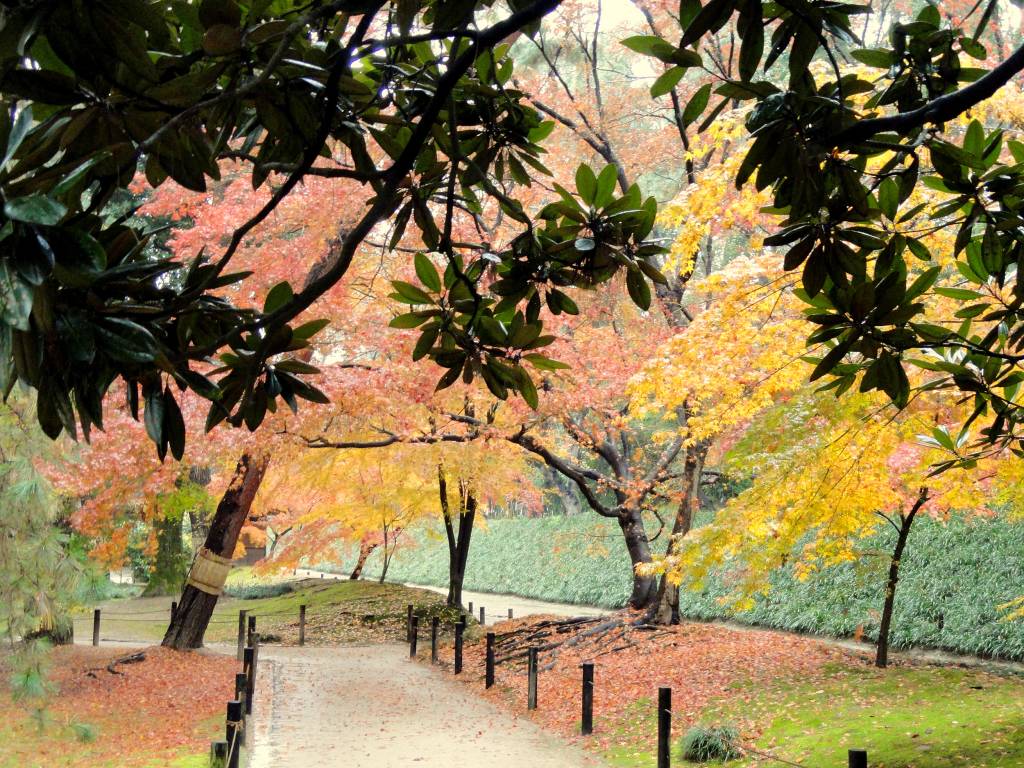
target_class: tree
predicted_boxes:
[631,0,1024,463]
[0,397,78,649]
[0,0,670,457]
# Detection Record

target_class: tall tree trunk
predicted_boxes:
[440,467,476,608]
[349,535,378,580]
[876,489,927,668]
[647,445,706,625]
[618,510,657,609]
[162,452,269,650]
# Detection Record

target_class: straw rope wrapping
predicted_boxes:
[185,547,234,596]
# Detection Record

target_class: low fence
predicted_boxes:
[403,604,875,768]
[209,624,261,768]
[82,598,874,767]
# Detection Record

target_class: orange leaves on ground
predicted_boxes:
[451,615,854,754]
[0,645,238,766]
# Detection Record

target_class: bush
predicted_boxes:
[679,725,742,763]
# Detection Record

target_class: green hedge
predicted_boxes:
[316,514,1024,660]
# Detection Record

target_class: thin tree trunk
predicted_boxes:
[648,445,706,625]
[876,489,927,668]
[349,536,377,580]
[162,452,269,650]
[439,466,476,608]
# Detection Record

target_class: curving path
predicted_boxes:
[248,644,606,768]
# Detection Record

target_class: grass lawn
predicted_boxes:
[604,661,1024,767]
[72,576,457,646]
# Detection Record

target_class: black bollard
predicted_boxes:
[226,700,243,768]
[236,610,247,662]
[479,606,485,625]
[527,647,539,710]
[657,687,671,768]
[210,740,228,768]
[849,750,868,768]
[508,608,513,620]
[410,615,419,658]
[406,604,414,642]
[431,616,439,664]
[243,647,256,715]
[581,662,594,735]
[485,632,495,688]
[247,615,256,646]
[454,619,464,674]
[92,609,100,646]
[298,604,306,647]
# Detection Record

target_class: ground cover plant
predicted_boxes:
[321,513,1024,659]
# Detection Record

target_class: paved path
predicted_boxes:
[248,645,606,768]
[294,569,611,624]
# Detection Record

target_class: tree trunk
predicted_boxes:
[440,467,476,608]
[162,452,269,650]
[349,536,378,580]
[618,510,657,609]
[875,490,926,668]
[647,445,706,625]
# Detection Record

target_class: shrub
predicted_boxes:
[679,725,742,763]
[222,567,295,599]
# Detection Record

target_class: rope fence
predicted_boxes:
[79,595,874,767]
[400,603,874,768]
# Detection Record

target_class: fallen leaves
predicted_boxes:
[0,644,238,767]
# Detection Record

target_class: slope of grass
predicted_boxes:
[73,578,458,646]
[317,514,1024,659]
[605,663,1024,768]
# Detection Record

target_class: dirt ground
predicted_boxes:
[248,644,607,768]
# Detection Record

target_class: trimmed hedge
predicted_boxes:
[316,514,1024,659]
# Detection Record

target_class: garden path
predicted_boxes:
[248,644,607,768]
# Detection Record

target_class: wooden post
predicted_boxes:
[243,647,256,715]
[849,750,868,768]
[431,616,439,663]
[246,614,256,646]
[485,632,495,688]
[657,687,671,768]
[454,619,464,674]
[406,604,414,642]
[298,604,306,646]
[527,646,538,710]
[210,740,228,768]
[226,700,243,768]
[508,608,513,620]
[410,615,419,658]
[92,609,100,646]
[581,662,594,735]
[236,610,247,662]
[479,606,485,625]
[468,600,473,616]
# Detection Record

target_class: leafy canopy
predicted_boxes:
[0,0,665,456]
[633,0,1024,465]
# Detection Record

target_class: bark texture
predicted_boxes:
[162,452,270,650]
